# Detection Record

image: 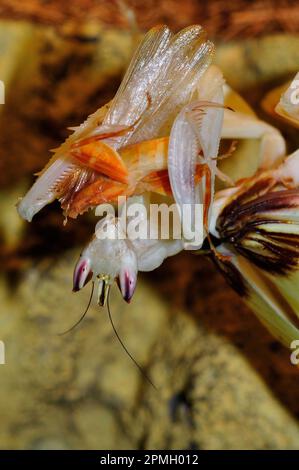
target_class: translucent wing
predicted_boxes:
[18,25,214,221]
[129,26,214,143]
[103,25,173,130]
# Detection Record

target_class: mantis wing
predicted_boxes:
[18,25,213,221]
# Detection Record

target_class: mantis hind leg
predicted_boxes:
[197,163,231,262]
[194,163,211,230]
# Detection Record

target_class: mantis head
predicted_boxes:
[73,216,137,305]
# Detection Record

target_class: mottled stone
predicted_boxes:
[215,35,299,91]
[0,252,298,449]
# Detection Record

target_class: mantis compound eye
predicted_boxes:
[118,266,137,303]
[117,247,138,303]
[73,257,92,292]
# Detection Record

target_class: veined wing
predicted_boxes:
[17,26,171,221]
[103,25,172,133]
[18,25,213,221]
[125,25,214,144]
[44,24,213,151]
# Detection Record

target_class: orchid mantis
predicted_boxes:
[18,24,299,350]
[17,25,214,221]
[17,24,222,302]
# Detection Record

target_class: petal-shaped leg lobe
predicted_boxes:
[70,141,128,184]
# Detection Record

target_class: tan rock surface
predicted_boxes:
[0,251,298,449]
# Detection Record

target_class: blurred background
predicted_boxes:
[1,0,299,449]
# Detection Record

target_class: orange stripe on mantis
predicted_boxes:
[70,141,128,184]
